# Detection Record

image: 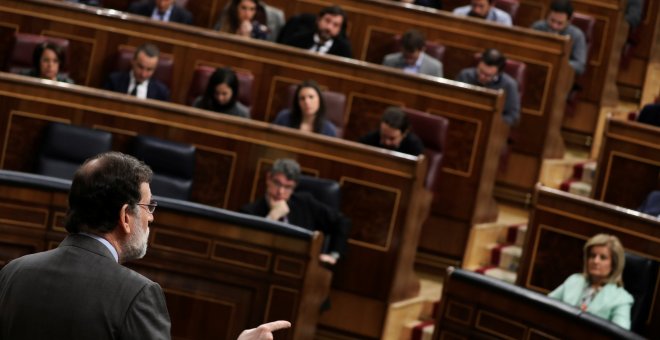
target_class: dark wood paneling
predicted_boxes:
[0,171,332,340]
[270,0,573,199]
[435,268,643,339]
[592,118,660,209]
[0,0,510,294]
[0,73,433,339]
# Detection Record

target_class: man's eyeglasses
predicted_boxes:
[137,201,158,214]
[269,178,296,191]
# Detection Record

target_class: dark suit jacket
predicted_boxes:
[128,0,193,25]
[0,234,171,339]
[103,71,170,101]
[637,104,660,128]
[241,192,351,256]
[280,29,353,58]
[359,130,424,156]
[639,190,660,216]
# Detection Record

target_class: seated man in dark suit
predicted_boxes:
[359,106,424,156]
[456,48,520,126]
[279,5,353,58]
[0,151,290,339]
[128,0,193,25]
[103,43,170,101]
[382,29,443,77]
[241,158,351,265]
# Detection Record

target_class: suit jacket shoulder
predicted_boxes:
[171,5,193,24]
[280,30,314,49]
[328,37,353,58]
[241,196,270,217]
[103,71,130,93]
[420,52,443,77]
[148,79,171,101]
[0,234,171,339]
[127,1,152,16]
[382,52,403,67]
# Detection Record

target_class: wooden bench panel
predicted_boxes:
[592,118,660,209]
[0,72,433,338]
[0,170,331,340]
[517,185,660,339]
[0,0,511,274]
[434,268,643,340]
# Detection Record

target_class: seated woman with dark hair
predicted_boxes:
[549,233,634,329]
[193,67,250,119]
[272,80,337,137]
[215,0,281,41]
[24,42,73,83]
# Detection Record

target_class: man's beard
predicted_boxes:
[318,29,333,42]
[122,212,149,262]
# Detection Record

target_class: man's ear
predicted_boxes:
[119,203,131,234]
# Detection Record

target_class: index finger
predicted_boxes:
[259,320,291,332]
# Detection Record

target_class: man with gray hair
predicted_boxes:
[241,158,350,265]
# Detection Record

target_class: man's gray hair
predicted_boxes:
[270,158,301,182]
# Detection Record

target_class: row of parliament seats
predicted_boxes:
[5,32,452,192]
[0,168,332,340]
[0,71,437,339]
[37,122,197,200]
[0,3,514,322]
[1,0,656,338]
[103,0,645,161]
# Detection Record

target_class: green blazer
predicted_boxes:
[549,273,634,329]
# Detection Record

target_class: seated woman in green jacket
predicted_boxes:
[549,233,633,329]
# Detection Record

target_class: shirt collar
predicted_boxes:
[151,5,173,21]
[313,34,333,48]
[79,232,119,262]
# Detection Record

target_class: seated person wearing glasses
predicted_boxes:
[455,48,520,126]
[240,158,350,265]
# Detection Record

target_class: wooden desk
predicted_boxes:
[444,0,629,148]
[257,0,574,203]
[517,185,660,339]
[615,0,660,104]
[592,118,660,209]
[433,268,643,340]
[98,0,573,202]
[0,72,433,338]
[0,0,511,276]
[0,170,332,340]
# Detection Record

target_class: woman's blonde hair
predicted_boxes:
[582,233,626,287]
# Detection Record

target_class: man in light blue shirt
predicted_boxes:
[453,0,512,26]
